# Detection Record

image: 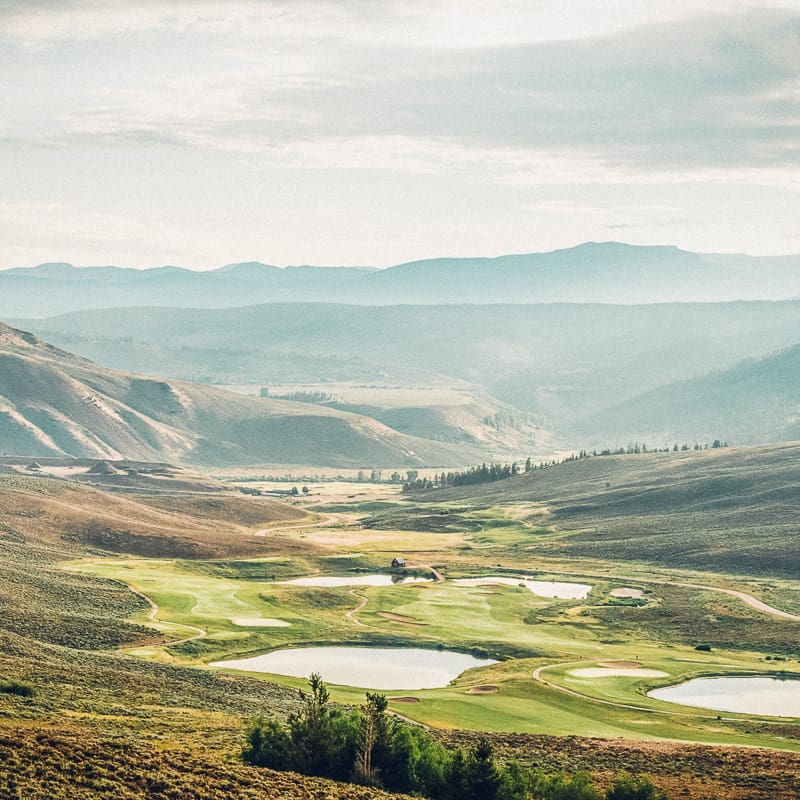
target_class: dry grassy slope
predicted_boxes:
[0,323,479,467]
[435,442,800,576]
[0,726,414,800]
[0,474,316,651]
[0,473,311,559]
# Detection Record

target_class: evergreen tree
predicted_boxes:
[463,737,503,800]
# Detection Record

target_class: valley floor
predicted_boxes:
[2,447,800,798]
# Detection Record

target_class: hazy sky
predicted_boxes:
[1,0,799,268]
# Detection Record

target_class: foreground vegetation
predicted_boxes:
[244,675,668,800]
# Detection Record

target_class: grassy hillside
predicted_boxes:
[576,344,800,445]
[0,475,408,799]
[3,471,800,798]
[432,443,800,578]
[0,323,479,467]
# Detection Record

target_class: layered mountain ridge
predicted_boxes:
[4,242,800,317]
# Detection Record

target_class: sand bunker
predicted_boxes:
[569,667,668,678]
[599,660,642,668]
[609,588,645,599]
[378,611,428,626]
[389,696,420,703]
[230,617,292,627]
[465,685,499,694]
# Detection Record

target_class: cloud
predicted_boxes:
[1,2,799,264]
[12,8,792,186]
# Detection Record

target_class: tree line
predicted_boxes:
[402,440,730,492]
[243,674,668,800]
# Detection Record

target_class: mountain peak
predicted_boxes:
[213,261,280,274]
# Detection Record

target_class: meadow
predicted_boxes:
[4,448,800,799]
[73,478,800,752]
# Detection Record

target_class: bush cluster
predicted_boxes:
[243,675,669,800]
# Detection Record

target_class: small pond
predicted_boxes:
[648,676,800,717]
[277,575,433,587]
[453,576,591,599]
[211,645,497,689]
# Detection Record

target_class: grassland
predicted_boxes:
[4,448,800,798]
[69,457,800,753]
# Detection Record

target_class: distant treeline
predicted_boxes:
[243,674,668,800]
[265,389,340,404]
[404,462,522,491]
[403,441,730,492]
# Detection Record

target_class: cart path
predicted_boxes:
[468,561,800,622]
[674,582,800,621]
[346,590,368,626]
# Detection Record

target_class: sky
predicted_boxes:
[1,0,799,268]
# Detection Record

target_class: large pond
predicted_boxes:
[277,574,432,587]
[452,576,591,599]
[649,676,800,717]
[211,646,497,689]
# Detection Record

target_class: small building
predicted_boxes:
[391,557,406,569]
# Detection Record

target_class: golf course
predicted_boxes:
[71,464,800,753]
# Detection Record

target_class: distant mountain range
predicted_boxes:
[0,323,480,467]
[3,242,800,317]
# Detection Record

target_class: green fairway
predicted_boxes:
[75,530,800,752]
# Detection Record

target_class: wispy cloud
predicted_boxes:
[6,9,796,182]
[1,1,798,264]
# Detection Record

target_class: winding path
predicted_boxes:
[529,662,795,724]
[346,590,369,626]
[468,561,800,622]
[529,662,713,719]
[674,582,800,622]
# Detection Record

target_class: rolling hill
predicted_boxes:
[432,442,800,577]
[0,323,479,467]
[16,300,800,448]
[576,344,800,446]
[3,242,800,317]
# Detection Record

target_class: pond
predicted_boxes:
[648,675,800,717]
[452,576,592,599]
[277,574,433,587]
[210,645,497,689]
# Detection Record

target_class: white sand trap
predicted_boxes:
[569,667,668,678]
[609,588,644,598]
[230,617,292,627]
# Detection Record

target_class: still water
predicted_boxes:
[278,575,432,587]
[211,645,497,689]
[452,576,591,599]
[649,676,800,717]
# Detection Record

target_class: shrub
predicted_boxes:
[0,681,35,698]
[606,773,668,800]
